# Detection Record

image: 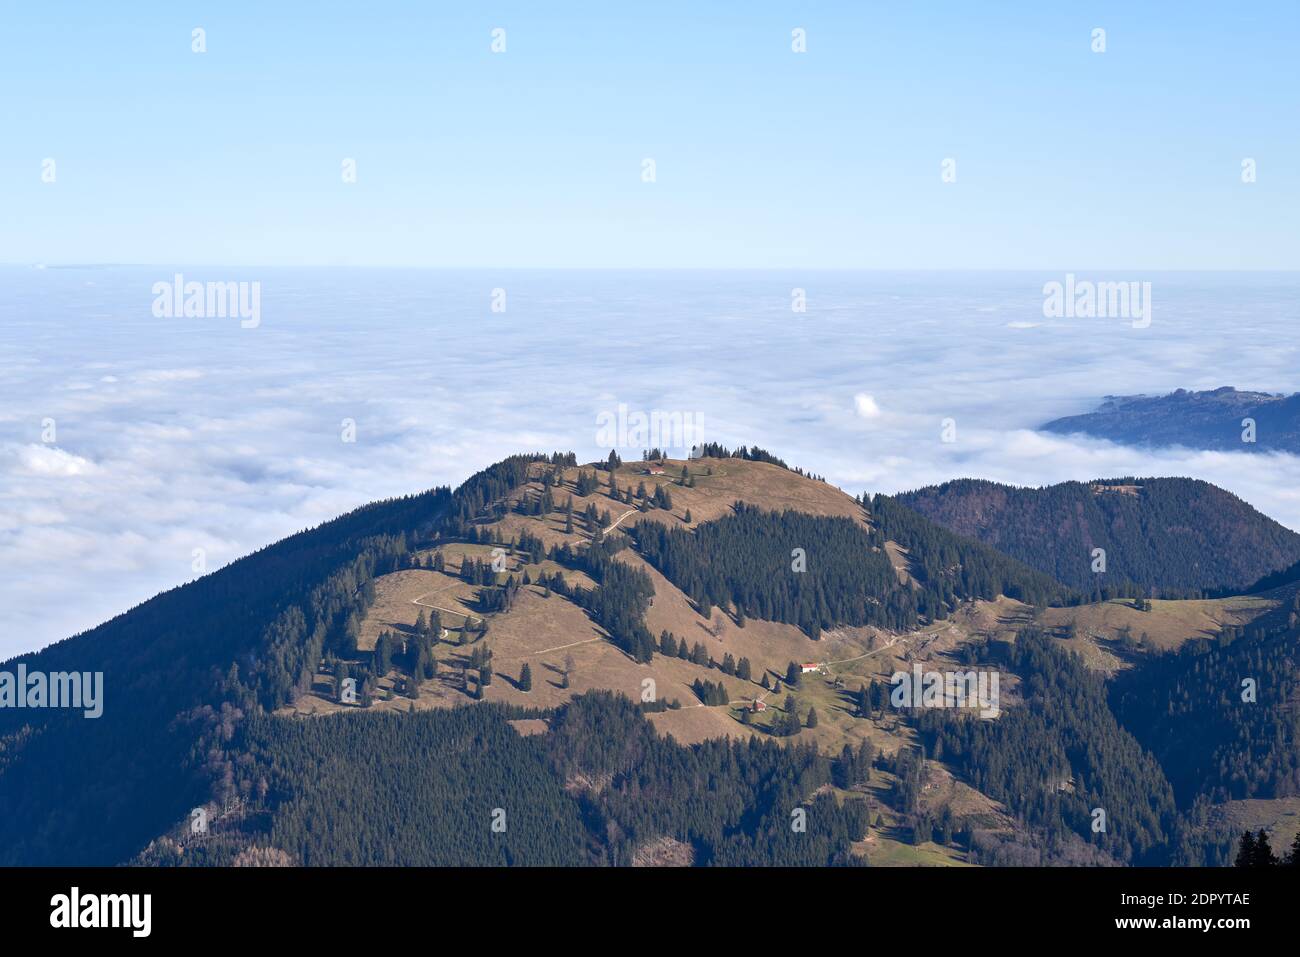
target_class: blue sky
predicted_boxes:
[2,1,1296,268]
[2,4,1299,656]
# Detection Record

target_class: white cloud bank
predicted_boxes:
[1,267,1297,658]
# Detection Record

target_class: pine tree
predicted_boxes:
[519,663,532,692]
[1254,829,1277,867]
[806,706,819,728]
[1235,831,1256,869]
[342,613,361,658]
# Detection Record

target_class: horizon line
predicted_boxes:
[7,263,1300,274]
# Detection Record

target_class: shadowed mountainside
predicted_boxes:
[895,476,1300,597]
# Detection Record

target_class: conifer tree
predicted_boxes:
[1286,830,1300,867]
[1254,829,1277,867]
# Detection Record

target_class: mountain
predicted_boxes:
[895,477,1300,597]
[3,448,1298,869]
[1246,556,1300,595]
[1110,589,1300,808]
[1041,387,1300,453]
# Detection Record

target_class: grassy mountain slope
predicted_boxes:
[0,454,559,864]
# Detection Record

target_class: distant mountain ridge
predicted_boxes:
[895,476,1300,597]
[1041,387,1300,453]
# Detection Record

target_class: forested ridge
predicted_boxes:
[914,629,1179,865]
[869,494,1070,607]
[896,477,1300,597]
[0,454,567,864]
[1111,592,1300,806]
[0,484,452,864]
[633,504,908,636]
[1245,556,1300,595]
[634,500,1068,638]
[236,706,589,866]
[144,693,870,867]
[547,692,869,865]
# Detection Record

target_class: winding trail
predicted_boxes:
[603,508,639,534]
[409,581,475,620]
[492,636,603,663]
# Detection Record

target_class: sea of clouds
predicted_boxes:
[2,266,1297,658]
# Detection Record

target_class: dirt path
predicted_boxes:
[411,596,471,619]
[409,581,475,620]
[604,508,639,534]
[824,633,906,667]
[493,636,604,662]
